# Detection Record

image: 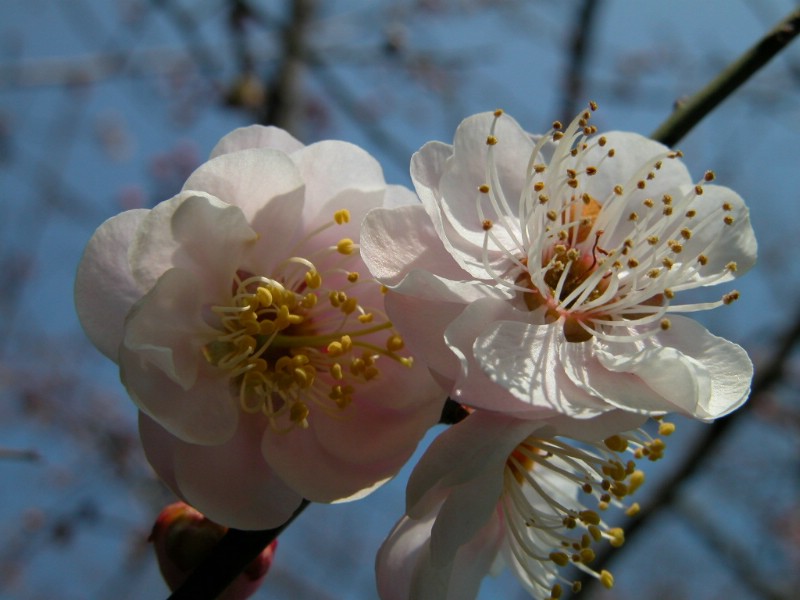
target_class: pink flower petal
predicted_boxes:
[75,209,148,360]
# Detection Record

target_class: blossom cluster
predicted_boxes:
[76,104,755,599]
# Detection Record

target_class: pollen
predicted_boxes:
[486,135,498,146]
[333,209,351,224]
[203,241,411,433]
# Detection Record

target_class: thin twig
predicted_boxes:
[651,7,800,146]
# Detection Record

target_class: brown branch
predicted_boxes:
[558,0,603,122]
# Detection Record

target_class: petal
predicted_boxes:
[407,411,536,519]
[139,412,303,530]
[260,363,443,503]
[129,191,256,294]
[182,147,305,222]
[123,267,217,388]
[561,339,680,416]
[209,124,305,158]
[443,298,547,416]
[376,507,504,600]
[291,140,386,218]
[681,184,757,284]
[120,347,238,446]
[75,209,148,360]
[361,205,471,287]
[648,316,752,419]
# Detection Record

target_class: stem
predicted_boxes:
[651,7,800,146]
[167,499,310,600]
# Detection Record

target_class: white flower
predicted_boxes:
[376,409,660,600]
[75,125,444,529]
[362,106,756,421]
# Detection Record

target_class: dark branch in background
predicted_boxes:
[651,7,800,146]
[168,500,310,600]
[558,0,603,122]
[570,307,800,599]
[263,0,315,130]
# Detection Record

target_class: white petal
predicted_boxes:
[384,184,420,208]
[209,124,305,158]
[473,318,608,417]
[75,209,148,360]
[291,140,386,218]
[182,147,305,222]
[121,343,238,445]
[362,205,471,287]
[648,316,752,419]
[139,412,303,530]
[123,267,216,388]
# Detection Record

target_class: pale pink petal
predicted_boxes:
[292,140,385,218]
[182,148,304,222]
[120,344,237,445]
[75,209,148,360]
[561,339,678,416]
[362,205,470,286]
[376,506,504,600]
[645,316,751,419]
[123,268,218,388]
[210,124,305,158]
[679,184,757,283]
[260,364,443,503]
[139,412,303,530]
[407,411,535,519]
[474,319,610,418]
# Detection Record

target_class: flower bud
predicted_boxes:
[150,502,277,599]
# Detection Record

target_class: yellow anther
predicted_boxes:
[600,570,614,589]
[586,166,597,176]
[478,184,490,193]
[588,525,603,542]
[723,215,735,225]
[387,335,404,352]
[358,313,374,323]
[637,180,646,190]
[256,286,274,307]
[722,202,733,211]
[364,365,380,380]
[549,552,570,567]
[726,261,738,272]
[550,583,563,599]
[327,341,345,357]
[625,502,641,517]
[347,272,359,283]
[658,422,676,436]
[704,170,715,182]
[341,297,359,315]
[608,528,625,548]
[333,209,351,224]
[613,185,623,195]
[604,435,628,452]
[486,135,498,145]
[579,548,596,563]
[660,318,671,330]
[695,185,704,195]
[289,401,310,426]
[301,293,318,309]
[330,363,344,380]
[579,510,600,525]
[259,319,277,335]
[493,108,504,117]
[380,285,389,294]
[628,470,645,494]
[337,238,356,255]
[533,181,545,192]
[482,219,493,231]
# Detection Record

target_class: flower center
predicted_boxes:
[202,209,411,433]
[478,105,742,345]
[502,419,675,597]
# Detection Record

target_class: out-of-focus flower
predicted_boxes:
[362,106,756,422]
[150,502,276,599]
[376,410,665,600]
[76,125,444,529]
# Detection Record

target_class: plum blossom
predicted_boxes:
[376,409,663,600]
[75,125,444,529]
[362,105,756,422]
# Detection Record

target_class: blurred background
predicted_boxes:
[1,0,799,598]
